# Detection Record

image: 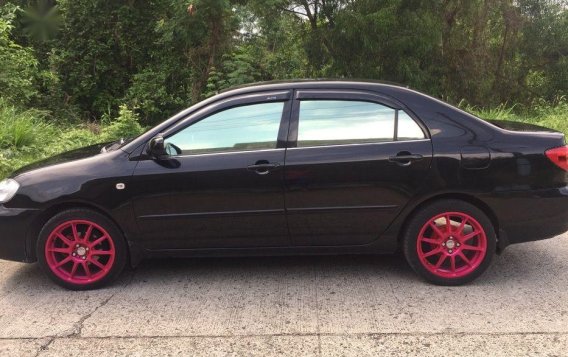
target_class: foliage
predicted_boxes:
[0,100,144,179]
[100,105,144,142]
[0,6,40,106]
[0,0,567,179]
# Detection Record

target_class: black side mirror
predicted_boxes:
[147,134,169,160]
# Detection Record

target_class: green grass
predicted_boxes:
[0,101,143,179]
[462,100,568,136]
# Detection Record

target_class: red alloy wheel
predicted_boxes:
[44,220,116,285]
[416,212,488,279]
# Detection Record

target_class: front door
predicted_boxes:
[130,92,291,250]
[284,90,433,246]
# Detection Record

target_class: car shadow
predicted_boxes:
[1,237,566,294]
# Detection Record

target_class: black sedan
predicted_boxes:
[1,80,567,290]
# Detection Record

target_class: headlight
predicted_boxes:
[0,179,19,203]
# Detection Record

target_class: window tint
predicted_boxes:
[398,111,425,140]
[166,102,284,155]
[297,100,395,147]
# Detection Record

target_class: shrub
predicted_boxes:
[0,9,41,107]
[100,105,145,142]
[0,99,52,149]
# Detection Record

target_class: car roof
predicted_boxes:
[219,79,408,92]
[217,79,412,97]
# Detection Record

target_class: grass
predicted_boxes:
[462,99,568,136]
[0,101,143,179]
[1,100,566,180]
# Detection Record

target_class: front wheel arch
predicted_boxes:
[26,202,132,263]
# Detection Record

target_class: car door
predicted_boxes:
[130,91,291,250]
[284,89,433,246]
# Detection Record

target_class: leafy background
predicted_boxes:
[1,0,567,178]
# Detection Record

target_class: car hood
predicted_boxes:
[486,119,563,134]
[10,143,108,178]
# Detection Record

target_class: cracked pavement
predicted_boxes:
[1,232,568,356]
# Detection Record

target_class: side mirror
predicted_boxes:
[147,134,169,160]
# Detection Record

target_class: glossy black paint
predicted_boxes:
[1,80,567,265]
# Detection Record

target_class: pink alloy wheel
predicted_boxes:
[45,220,116,285]
[417,212,487,279]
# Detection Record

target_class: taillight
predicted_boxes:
[546,145,568,171]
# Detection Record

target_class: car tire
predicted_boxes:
[36,209,127,290]
[402,199,496,286]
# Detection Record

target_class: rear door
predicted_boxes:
[284,89,433,246]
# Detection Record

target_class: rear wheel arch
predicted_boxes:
[398,193,501,251]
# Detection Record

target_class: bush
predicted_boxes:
[0,8,42,107]
[0,101,145,179]
[100,105,145,142]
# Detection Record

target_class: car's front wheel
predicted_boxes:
[403,199,496,285]
[37,209,127,290]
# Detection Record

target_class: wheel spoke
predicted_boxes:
[91,250,112,256]
[55,233,74,247]
[89,258,106,270]
[458,251,471,266]
[461,231,480,242]
[82,262,92,278]
[90,235,108,248]
[434,254,447,269]
[48,247,71,254]
[450,255,456,272]
[421,237,440,245]
[54,256,72,268]
[84,224,94,243]
[430,223,444,238]
[423,248,443,258]
[70,262,79,278]
[71,223,80,241]
[457,218,467,235]
[462,244,484,252]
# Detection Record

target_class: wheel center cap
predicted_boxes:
[76,247,87,256]
[446,239,456,250]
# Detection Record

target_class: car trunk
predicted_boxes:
[485,119,564,135]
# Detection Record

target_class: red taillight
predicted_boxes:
[546,145,568,171]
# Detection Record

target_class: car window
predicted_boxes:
[166,102,285,155]
[297,100,424,147]
[398,111,426,140]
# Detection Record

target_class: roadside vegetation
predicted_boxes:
[1,0,567,179]
[465,99,568,136]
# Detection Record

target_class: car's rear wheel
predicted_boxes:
[37,209,127,290]
[402,199,496,285]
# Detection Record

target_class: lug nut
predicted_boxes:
[72,253,76,256]
[442,242,446,246]
[82,256,86,260]
[448,249,453,253]
[456,243,461,247]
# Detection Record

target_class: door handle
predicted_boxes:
[247,161,280,175]
[388,153,423,166]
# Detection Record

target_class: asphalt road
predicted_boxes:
[1,232,568,356]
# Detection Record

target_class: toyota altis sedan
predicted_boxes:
[1,80,567,290]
